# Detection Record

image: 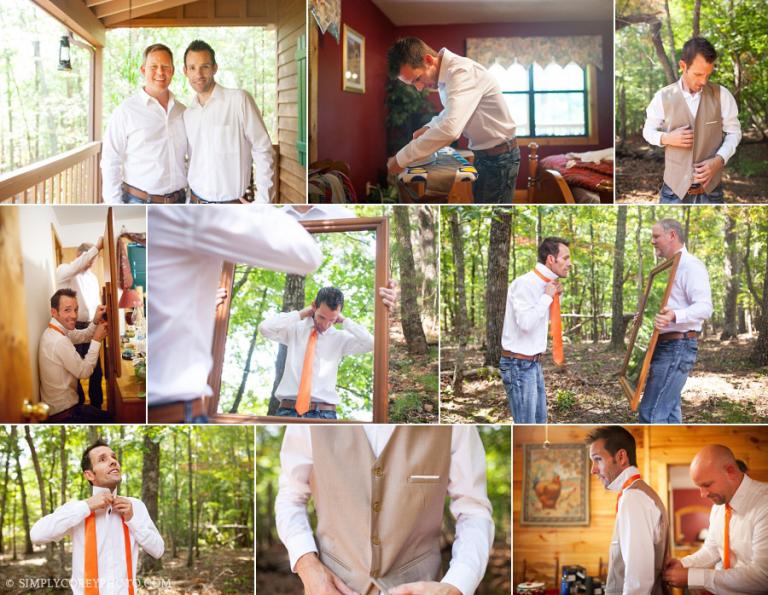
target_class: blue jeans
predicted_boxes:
[639,338,698,423]
[660,182,724,204]
[276,407,337,420]
[499,356,546,423]
[473,146,520,204]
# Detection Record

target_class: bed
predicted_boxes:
[526,143,614,204]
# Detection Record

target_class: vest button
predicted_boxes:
[373,467,383,477]
[371,570,379,578]
[373,502,381,512]
[372,535,381,546]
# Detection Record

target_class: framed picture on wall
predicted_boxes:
[342,25,365,93]
[522,443,590,526]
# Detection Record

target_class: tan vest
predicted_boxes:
[309,426,452,594]
[606,479,669,595]
[661,81,723,200]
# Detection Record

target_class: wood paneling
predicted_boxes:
[513,425,768,588]
[104,0,276,27]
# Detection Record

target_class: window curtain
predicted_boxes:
[466,36,604,71]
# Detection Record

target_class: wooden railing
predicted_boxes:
[0,142,101,203]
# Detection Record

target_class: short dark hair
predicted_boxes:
[537,237,570,264]
[586,426,637,467]
[681,37,717,66]
[184,39,216,67]
[77,242,93,255]
[387,37,438,78]
[81,439,109,484]
[50,288,77,310]
[314,287,344,311]
[143,43,174,66]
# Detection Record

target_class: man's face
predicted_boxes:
[141,50,174,95]
[680,54,715,94]
[589,439,625,488]
[691,462,737,505]
[546,244,572,278]
[313,302,341,333]
[398,54,439,92]
[184,50,217,95]
[651,224,678,259]
[51,296,79,331]
[84,446,122,490]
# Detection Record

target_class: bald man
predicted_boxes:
[663,445,768,593]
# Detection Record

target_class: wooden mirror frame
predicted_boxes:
[619,251,681,411]
[103,206,121,379]
[207,216,390,423]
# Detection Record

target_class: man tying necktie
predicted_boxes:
[663,444,768,593]
[587,426,669,594]
[499,237,570,423]
[259,285,396,419]
[30,440,164,594]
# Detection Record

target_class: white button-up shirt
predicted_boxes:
[101,89,187,204]
[38,318,101,415]
[55,246,100,324]
[642,78,742,164]
[395,48,517,167]
[501,263,557,356]
[683,474,768,593]
[664,247,713,333]
[608,466,664,595]
[258,311,373,405]
[275,425,494,595]
[147,206,322,405]
[283,205,356,220]
[184,83,274,203]
[30,486,164,595]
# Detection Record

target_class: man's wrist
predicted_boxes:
[294,552,319,574]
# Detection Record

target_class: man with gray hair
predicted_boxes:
[641,218,712,423]
[55,236,105,408]
[101,43,187,204]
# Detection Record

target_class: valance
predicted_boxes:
[467,36,604,71]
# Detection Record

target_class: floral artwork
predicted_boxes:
[310,0,341,43]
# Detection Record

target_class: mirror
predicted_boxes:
[619,252,681,411]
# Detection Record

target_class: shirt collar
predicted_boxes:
[139,87,176,110]
[191,82,221,108]
[91,485,117,497]
[302,316,335,336]
[49,317,67,332]
[437,48,455,85]
[677,77,701,99]
[728,474,752,513]
[607,465,641,493]
[534,262,559,280]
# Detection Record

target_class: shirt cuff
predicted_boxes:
[673,309,687,325]
[539,294,554,307]
[686,567,714,590]
[646,129,664,147]
[285,533,319,572]
[77,500,92,518]
[716,147,732,166]
[441,561,477,595]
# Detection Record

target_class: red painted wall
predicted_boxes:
[673,488,713,543]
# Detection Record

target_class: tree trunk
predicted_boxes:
[141,430,162,572]
[394,206,428,354]
[267,274,306,414]
[24,427,53,562]
[231,288,269,413]
[12,427,33,554]
[417,206,437,319]
[0,434,11,555]
[589,221,599,343]
[636,207,644,305]
[664,0,677,60]
[692,0,702,37]
[484,208,512,366]
[650,20,677,85]
[449,211,469,398]
[172,431,179,558]
[751,236,768,366]
[610,206,628,349]
[721,212,740,340]
[186,429,194,569]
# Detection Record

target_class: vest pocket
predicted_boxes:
[321,548,352,572]
[392,548,435,573]
[407,474,441,483]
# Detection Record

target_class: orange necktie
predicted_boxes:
[295,329,318,416]
[48,323,66,336]
[532,269,564,365]
[723,503,733,569]
[84,510,135,595]
[616,474,642,513]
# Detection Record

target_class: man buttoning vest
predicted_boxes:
[31,440,164,594]
[587,426,668,595]
[642,36,742,204]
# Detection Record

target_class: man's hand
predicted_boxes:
[379,280,398,310]
[412,126,429,140]
[294,553,359,595]
[92,305,107,325]
[334,312,346,326]
[390,582,461,595]
[96,236,104,251]
[112,496,133,522]
[662,125,694,148]
[693,155,724,186]
[544,281,562,298]
[215,287,228,309]
[86,491,113,512]
[300,305,317,320]
[387,156,404,175]
[663,560,688,587]
[93,321,108,342]
[654,306,676,331]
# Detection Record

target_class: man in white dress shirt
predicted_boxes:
[642,37,742,204]
[587,426,668,595]
[55,238,104,409]
[664,444,768,593]
[500,237,571,423]
[38,289,112,423]
[385,37,518,204]
[147,205,323,423]
[101,43,187,204]
[183,40,274,204]
[276,425,494,595]
[31,440,164,594]
[639,218,713,424]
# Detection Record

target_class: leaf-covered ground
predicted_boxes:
[616,138,768,204]
[441,336,768,424]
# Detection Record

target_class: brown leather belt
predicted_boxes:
[473,138,518,157]
[686,184,707,196]
[148,397,208,423]
[122,183,186,204]
[658,330,699,342]
[501,350,542,362]
[279,399,336,412]
[190,190,248,204]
